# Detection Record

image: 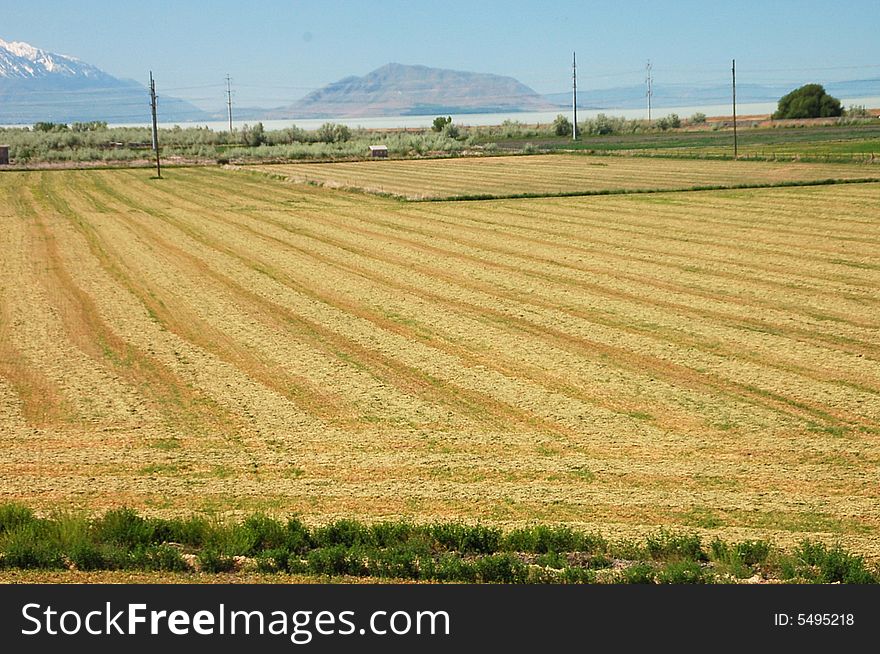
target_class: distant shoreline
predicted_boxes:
[3,97,879,131]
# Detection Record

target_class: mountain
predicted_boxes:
[0,38,210,124]
[272,63,556,118]
[545,79,880,111]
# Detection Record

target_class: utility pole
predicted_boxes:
[732,59,738,159]
[149,71,161,178]
[225,74,234,134]
[646,60,653,122]
[572,52,578,140]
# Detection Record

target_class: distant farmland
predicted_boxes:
[1,161,879,558]
[261,154,878,199]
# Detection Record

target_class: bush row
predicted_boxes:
[0,504,876,583]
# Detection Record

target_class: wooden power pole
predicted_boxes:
[149,71,161,178]
[572,52,578,140]
[732,59,738,159]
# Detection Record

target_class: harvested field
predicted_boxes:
[259,154,878,199]
[1,165,879,557]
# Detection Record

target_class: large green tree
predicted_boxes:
[772,84,842,119]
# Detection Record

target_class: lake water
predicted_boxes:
[4,96,879,131]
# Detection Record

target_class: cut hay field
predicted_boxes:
[260,154,878,199]
[1,162,879,559]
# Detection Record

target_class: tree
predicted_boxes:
[552,114,572,136]
[690,112,707,124]
[316,122,351,143]
[241,122,266,147]
[432,116,452,132]
[772,84,842,119]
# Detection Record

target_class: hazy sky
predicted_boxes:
[3,0,879,110]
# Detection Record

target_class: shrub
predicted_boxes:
[0,503,36,534]
[733,540,771,566]
[845,105,869,118]
[284,518,313,554]
[553,114,573,137]
[307,545,368,577]
[313,519,373,549]
[197,547,236,573]
[620,563,656,584]
[367,546,422,579]
[144,544,190,572]
[0,524,64,569]
[534,551,568,568]
[371,522,432,553]
[690,112,707,124]
[560,567,597,584]
[645,530,706,562]
[425,553,477,582]
[441,122,460,139]
[67,542,106,571]
[430,524,501,554]
[93,508,155,548]
[474,553,528,583]
[503,525,605,554]
[256,548,290,573]
[240,514,288,554]
[792,540,876,584]
[152,516,211,548]
[657,560,709,584]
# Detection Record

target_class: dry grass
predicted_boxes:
[258,154,877,199]
[1,163,879,559]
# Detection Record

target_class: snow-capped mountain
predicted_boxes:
[0,38,209,124]
[0,38,111,79]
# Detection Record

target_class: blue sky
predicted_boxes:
[3,0,879,110]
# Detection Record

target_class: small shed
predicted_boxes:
[0,145,9,166]
[368,145,388,159]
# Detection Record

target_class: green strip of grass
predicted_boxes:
[418,177,880,202]
[0,504,876,584]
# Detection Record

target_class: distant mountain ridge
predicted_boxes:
[0,38,209,124]
[272,63,556,118]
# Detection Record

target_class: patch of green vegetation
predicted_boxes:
[681,507,725,529]
[772,540,876,583]
[806,422,851,438]
[732,509,871,535]
[150,437,181,450]
[535,443,560,457]
[138,463,187,476]
[568,466,596,482]
[0,505,876,584]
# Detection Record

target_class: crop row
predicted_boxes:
[1,505,876,584]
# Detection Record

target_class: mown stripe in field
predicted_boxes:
[136,169,879,430]
[259,155,880,200]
